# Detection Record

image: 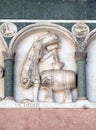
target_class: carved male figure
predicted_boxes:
[21,32,76,103]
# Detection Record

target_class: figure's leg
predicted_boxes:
[38,86,53,102]
[21,87,34,103]
[64,89,72,103]
[53,90,64,103]
[33,84,39,102]
[53,89,72,103]
[71,88,78,102]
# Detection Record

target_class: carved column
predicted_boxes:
[3,50,14,99]
[76,45,87,99]
[72,23,90,100]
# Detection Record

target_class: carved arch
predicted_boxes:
[85,28,96,102]
[9,23,77,102]
[9,23,76,52]
[84,28,96,47]
[0,34,8,52]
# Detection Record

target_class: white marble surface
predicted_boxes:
[14,26,77,102]
[0,99,96,108]
[0,38,7,99]
[87,37,96,102]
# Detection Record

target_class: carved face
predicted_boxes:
[40,70,54,86]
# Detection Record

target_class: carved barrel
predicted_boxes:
[53,70,76,91]
[41,69,76,91]
[40,69,76,103]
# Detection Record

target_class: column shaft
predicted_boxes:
[77,60,86,99]
[4,59,14,97]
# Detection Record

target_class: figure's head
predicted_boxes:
[40,70,54,86]
[39,32,60,51]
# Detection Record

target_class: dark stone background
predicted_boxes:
[0,0,95,31]
[0,0,94,20]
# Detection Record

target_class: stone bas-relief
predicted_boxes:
[72,22,90,38]
[0,35,8,100]
[0,22,17,38]
[21,32,76,103]
[1,21,96,108]
[9,23,77,103]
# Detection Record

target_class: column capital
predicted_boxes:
[2,50,15,60]
[75,44,87,61]
[72,23,90,62]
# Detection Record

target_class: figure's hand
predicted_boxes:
[22,78,33,89]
